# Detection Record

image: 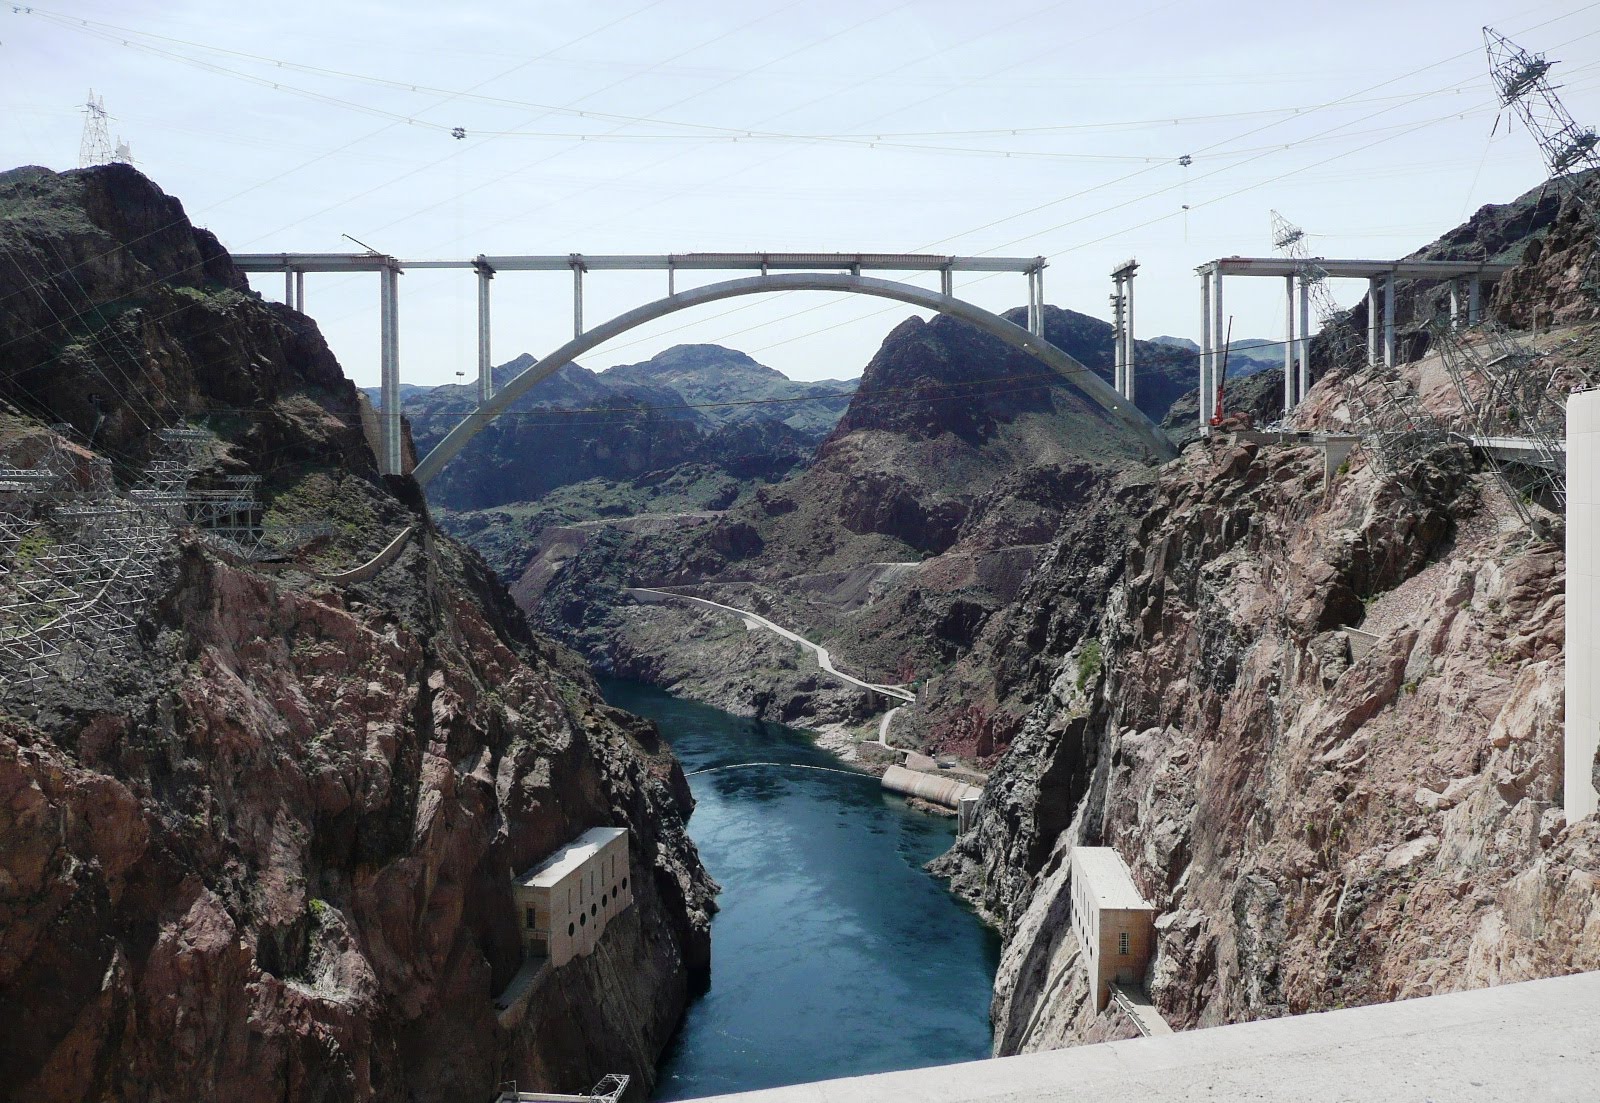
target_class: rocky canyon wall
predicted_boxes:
[0,164,714,1102]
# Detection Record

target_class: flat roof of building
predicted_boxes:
[1073,847,1153,912]
[518,826,627,889]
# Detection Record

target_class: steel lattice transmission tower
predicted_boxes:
[78,90,114,168]
[1485,27,1600,184]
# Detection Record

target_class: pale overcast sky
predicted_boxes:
[5,0,1599,388]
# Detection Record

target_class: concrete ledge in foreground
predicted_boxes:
[684,971,1600,1103]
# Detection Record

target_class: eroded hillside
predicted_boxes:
[0,164,714,1101]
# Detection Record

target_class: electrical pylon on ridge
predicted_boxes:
[77,90,132,168]
[78,90,114,168]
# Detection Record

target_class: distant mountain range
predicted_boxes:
[388,344,860,512]
[1149,334,1282,377]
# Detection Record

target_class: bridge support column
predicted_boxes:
[1450,279,1463,330]
[1124,269,1136,403]
[1211,265,1224,424]
[940,265,953,298]
[1110,290,1125,396]
[1199,268,1213,432]
[1383,273,1396,368]
[571,255,586,338]
[1468,277,1481,325]
[1566,390,1600,821]
[475,257,495,404]
[284,269,295,310]
[1284,274,1297,412]
[1367,278,1380,367]
[1298,275,1311,403]
[379,263,402,475]
[1036,263,1046,336]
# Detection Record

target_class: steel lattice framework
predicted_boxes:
[1431,319,1583,524]
[1485,27,1600,182]
[0,426,326,694]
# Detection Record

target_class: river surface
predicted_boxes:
[599,681,999,1102]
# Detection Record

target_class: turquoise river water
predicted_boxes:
[599,681,999,1101]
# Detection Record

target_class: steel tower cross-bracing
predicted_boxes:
[1484,27,1600,300]
[78,90,113,168]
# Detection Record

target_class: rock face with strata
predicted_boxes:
[0,164,713,1101]
[936,395,1599,1051]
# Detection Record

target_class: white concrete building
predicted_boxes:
[513,826,632,968]
[1568,391,1600,821]
[1070,846,1156,1011]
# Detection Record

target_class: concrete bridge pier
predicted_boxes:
[475,256,495,404]
[1111,259,1138,402]
[1366,278,1380,366]
[379,262,402,475]
[1210,264,1224,423]
[1296,275,1311,403]
[1383,272,1396,367]
[1198,266,1213,431]
[1283,274,1297,412]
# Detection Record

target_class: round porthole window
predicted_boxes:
[591,903,598,917]
[602,893,608,907]
[579,913,586,927]
[568,922,575,937]
[621,876,628,890]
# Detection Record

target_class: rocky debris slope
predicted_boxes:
[0,164,714,1101]
[936,412,1598,1053]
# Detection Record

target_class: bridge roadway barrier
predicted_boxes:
[678,971,1600,1103]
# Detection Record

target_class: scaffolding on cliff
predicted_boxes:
[0,425,321,694]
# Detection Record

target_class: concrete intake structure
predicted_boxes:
[513,827,631,969]
[1567,391,1599,821]
[881,764,982,811]
[1070,847,1157,1011]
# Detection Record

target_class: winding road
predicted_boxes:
[625,587,916,704]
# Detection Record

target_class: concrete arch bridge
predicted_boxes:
[233,251,1178,479]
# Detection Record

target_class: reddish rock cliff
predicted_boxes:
[0,165,713,1101]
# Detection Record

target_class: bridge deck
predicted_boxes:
[1209,256,1514,279]
[233,251,1046,274]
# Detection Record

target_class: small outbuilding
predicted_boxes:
[513,826,632,969]
[1069,846,1156,1010]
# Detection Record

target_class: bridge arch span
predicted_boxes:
[412,272,1177,484]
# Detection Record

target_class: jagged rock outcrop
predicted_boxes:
[0,164,714,1101]
[937,422,1599,1053]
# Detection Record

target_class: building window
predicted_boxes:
[621,876,628,891]
[1119,931,1130,956]
[602,893,608,907]
[568,922,575,937]
[591,903,598,918]
[579,913,587,928]
[526,907,536,930]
